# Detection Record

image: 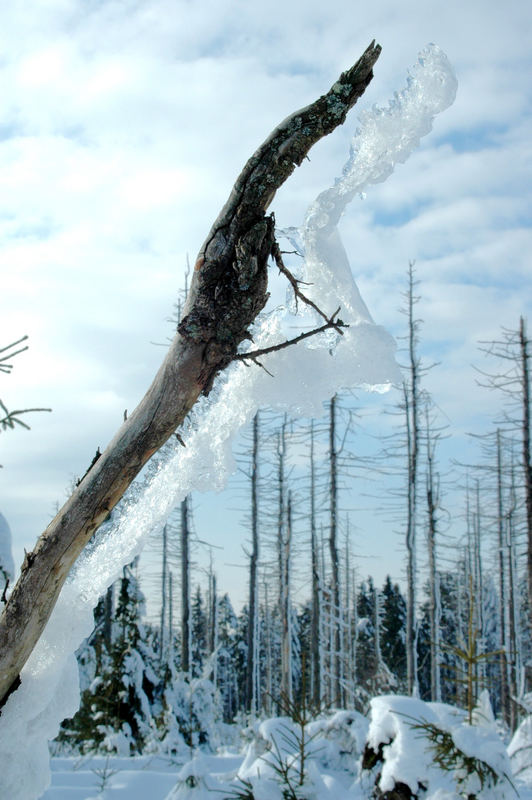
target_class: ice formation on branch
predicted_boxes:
[301,43,457,339]
[0,44,457,800]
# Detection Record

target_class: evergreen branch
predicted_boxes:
[0,400,52,432]
[473,649,506,662]
[399,714,518,797]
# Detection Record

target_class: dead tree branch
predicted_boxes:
[0,41,381,709]
[0,337,29,374]
[235,308,347,367]
[271,241,345,335]
[0,401,52,433]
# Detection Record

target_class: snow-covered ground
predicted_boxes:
[40,698,532,800]
[41,756,181,800]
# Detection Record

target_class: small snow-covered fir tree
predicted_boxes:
[58,560,158,754]
[215,593,239,722]
[380,575,407,689]
[55,591,115,753]
[355,578,376,691]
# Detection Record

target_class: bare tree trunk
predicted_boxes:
[0,42,380,707]
[426,421,440,702]
[404,262,420,696]
[496,429,510,724]
[280,489,293,703]
[404,382,417,696]
[520,318,532,680]
[344,528,353,706]
[455,553,466,707]
[329,394,342,704]
[263,578,272,716]
[160,523,168,664]
[507,516,518,730]
[506,465,519,731]
[168,570,174,656]
[351,565,358,704]
[477,319,532,692]
[320,527,333,704]
[181,495,190,674]
[473,482,485,693]
[277,420,293,703]
[310,419,321,708]
[246,412,260,713]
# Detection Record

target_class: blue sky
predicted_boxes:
[1,0,531,607]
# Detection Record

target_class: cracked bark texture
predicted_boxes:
[0,41,381,708]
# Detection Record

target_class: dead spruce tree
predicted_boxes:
[329,394,342,704]
[477,318,532,688]
[0,42,381,709]
[246,411,261,714]
[180,494,191,674]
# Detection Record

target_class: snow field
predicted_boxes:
[42,696,532,799]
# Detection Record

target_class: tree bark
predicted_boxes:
[0,42,381,708]
[160,523,168,665]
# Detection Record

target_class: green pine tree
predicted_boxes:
[190,585,207,678]
[380,576,407,689]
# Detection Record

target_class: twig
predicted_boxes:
[271,241,345,336]
[0,401,52,431]
[76,448,102,487]
[280,249,304,259]
[235,308,347,368]
[0,336,29,374]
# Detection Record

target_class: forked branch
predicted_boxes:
[271,241,345,336]
[235,308,347,369]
